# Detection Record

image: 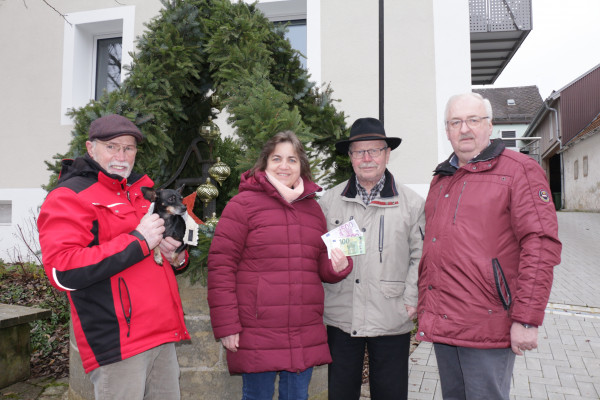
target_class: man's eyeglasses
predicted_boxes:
[97,141,138,155]
[349,146,388,159]
[446,116,490,131]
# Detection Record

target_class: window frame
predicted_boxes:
[60,6,135,125]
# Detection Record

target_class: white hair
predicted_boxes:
[444,92,493,122]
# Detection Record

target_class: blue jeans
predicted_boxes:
[242,368,313,400]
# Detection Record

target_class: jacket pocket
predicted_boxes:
[379,280,405,299]
[326,215,346,229]
[492,258,512,310]
[324,280,344,295]
[118,277,132,337]
[92,202,138,240]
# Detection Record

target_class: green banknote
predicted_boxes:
[338,235,366,256]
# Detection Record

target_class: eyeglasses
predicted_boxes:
[97,141,138,155]
[349,146,388,159]
[446,116,490,131]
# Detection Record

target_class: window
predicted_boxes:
[61,7,135,124]
[501,130,516,148]
[574,160,579,180]
[583,156,588,177]
[0,201,11,224]
[277,19,307,70]
[507,99,516,106]
[95,37,122,100]
[255,1,308,70]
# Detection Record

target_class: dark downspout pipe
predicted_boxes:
[379,0,384,123]
[543,102,563,209]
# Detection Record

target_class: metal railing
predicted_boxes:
[469,0,532,32]
[500,136,541,164]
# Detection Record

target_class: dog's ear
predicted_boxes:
[176,184,185,195]
[141,187,157,202]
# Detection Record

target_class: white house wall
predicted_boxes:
[562,133,600,211]
[0,189,47,262]
[318,0,471,198]
[0,1,161,258]
[492,123,529,149]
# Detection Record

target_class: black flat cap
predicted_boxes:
[335,117,401,154]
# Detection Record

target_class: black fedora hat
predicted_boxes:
[335,117,402,154]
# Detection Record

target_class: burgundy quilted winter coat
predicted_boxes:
[207,170,352,374]
[417,140,561,348]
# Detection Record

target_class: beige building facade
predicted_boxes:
[0,0,471,260]
[562,131,600,211]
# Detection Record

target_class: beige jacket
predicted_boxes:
[318,170,425,336]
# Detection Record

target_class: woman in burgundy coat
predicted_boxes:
[207,131,352,400]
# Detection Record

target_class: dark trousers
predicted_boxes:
[327,325,410,400]
[434,343,516,400]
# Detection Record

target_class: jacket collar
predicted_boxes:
[239,170,322,203]
[58,153,144,187]
[433,139,505,176]
[341,169,398,199]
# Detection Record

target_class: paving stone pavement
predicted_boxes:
[407,212,600,400]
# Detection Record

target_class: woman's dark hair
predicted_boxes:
[250,131,312,180]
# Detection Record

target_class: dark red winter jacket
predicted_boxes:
[417,140,561,348]
[207,170,352,374]
[38,155,190,373]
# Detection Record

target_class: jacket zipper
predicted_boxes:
[291,190,318,203]
[378,215,384,263]
[118,277,132,337]
[453,181,467,224]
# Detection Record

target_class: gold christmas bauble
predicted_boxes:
[196,178,219,207]
[204,212,219,229]
[208,157,231,186]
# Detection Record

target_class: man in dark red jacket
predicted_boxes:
[38,114,190,400]
[417,93,562,400]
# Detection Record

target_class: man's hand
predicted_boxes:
[159,236,185,265]
[405,304,417,320]
[136,213,165,249]
[510,321,538,355]
[221,333,239,352]
[330,248,350,272]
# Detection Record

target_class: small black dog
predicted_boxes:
[141,185,188,266]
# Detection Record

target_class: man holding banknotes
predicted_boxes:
[319,117,425,400]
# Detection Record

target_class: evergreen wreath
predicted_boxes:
[44,0,352,283]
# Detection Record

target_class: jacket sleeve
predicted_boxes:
[318,247,353,283]
[37,187,150,291]
[403,196,425,308]
[316,190,353,283]
[206,195,248,340]
[510,158,562,326]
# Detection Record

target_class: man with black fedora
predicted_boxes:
[38,114,190,399]
[319,117,425,400]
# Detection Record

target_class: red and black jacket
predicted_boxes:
[38,155,190,373]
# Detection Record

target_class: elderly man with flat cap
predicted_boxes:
[38,114,190,399]
[319,117,425,400]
